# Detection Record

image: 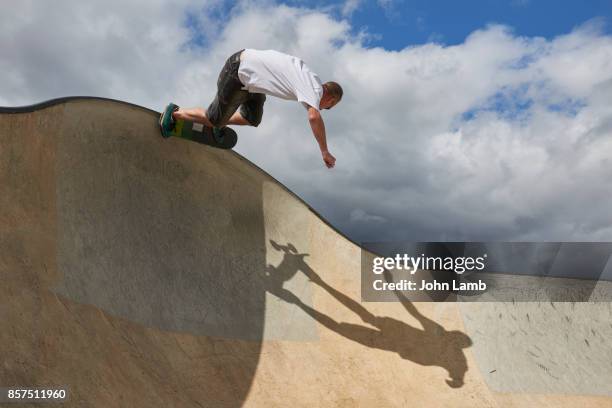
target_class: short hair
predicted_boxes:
[324,81,343,102]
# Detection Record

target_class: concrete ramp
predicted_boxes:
[1,98,611,407]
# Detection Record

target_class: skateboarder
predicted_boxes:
[159,49,343,168]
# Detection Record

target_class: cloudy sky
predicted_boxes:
[2,0,611,243]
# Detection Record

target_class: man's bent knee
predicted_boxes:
[206,105,230,128]
[247,114,262,127]
[240,97,265,127]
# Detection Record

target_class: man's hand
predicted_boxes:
[322,150,336,168]
[307,106,335,168]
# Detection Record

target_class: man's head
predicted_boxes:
[320,81,343,110]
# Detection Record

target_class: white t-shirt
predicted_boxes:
[238,49,323,111]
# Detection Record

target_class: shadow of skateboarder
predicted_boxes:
[265,240,473,388]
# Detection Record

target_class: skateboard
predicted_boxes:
[159,103,238,149]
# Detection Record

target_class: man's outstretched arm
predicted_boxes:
[307,106,336,168]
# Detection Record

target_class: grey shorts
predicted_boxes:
[207,50,266,128]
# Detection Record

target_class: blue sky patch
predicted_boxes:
[461,84,535,123]
[287,0,610,49]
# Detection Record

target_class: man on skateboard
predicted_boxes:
[159,49,343,168]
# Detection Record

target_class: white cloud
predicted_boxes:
[2,2,611,242]
[0,0,207,107]
[342,0,361,17]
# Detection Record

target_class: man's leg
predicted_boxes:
[237,93,266,127]
[169,50,246,130]
[223,91,266,126]
[206,50,249,129]
[226,111,251,126]
[173,106,252,126]
[172,107,214,127]
[169,99,255,128]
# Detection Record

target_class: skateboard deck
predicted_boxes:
[170,119,238,149]
[159,104,237,149]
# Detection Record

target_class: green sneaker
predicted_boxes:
[159,103,179,138]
